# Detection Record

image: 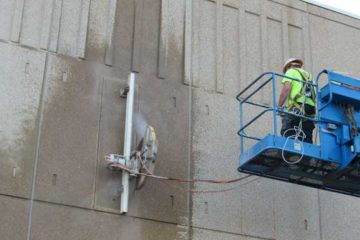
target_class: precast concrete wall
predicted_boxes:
[1,0,360,239]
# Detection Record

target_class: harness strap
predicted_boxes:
[291,101,315,118]
[293,69,316,104]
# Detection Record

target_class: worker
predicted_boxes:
[277,58,316,143]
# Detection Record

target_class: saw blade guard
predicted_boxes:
[136,125,159,189]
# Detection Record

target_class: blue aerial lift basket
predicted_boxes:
[237,70,360,196]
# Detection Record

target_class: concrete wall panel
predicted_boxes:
[240,178,275,239]
[20,0,45,48]
[288,24,304,60]
[193,228,264,240]
[190,0,246,93]
[267,18,284,72]
[140,0,161,75]
[95,0,187,217]
[223,5,241,96]
[132,0,145,72]
[244,0,261,15]
[191,89,240,181]
[319,191,360,240]
[307,2,360,28]
[113,0,136,70]
[191,89,243,233]
[86,0,110,62]
[158,0,185,82]
[1,0,91,57]
[310,14,360,79]
[285,7,304,27]
[0,0,15,41]
[2,0,92,57]
[272,0,307,11]
[274,182,321,240]
[94,76,127,212]
[127,77,190,224]
[35,55,103,208]
[198,96,279,237]
[10,0,25,42]
[0,195,29,240]
[0,43,46,198]
[198,0,217,90]
[158,0,169,79]
[47,0,63,52]
[244,12,262,94]
[57,0,90,58]
[264,18,283,104]
[185,0,311,102]
[93,74,191,224]
[191,89,275,239]
[265,2,282,22]
[30,201,181,240]
[132,0,161,75]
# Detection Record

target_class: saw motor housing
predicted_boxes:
[105,125,158,189]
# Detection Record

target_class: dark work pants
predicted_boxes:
[280,116,315,143]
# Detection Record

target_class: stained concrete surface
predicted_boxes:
[95,74,191,224]
[35,55,103,208]
[127,76,191,224]
[0,42,46,198]
[1,0,360,240]
[94,76,128,211]
[86,0,110,62]
[111,0,136,69]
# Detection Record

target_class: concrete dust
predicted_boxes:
[134,111,148,140]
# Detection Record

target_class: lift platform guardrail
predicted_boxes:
[237,70,360,196]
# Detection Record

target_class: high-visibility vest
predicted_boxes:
[282,68,316,115]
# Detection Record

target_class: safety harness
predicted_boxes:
[288,68,316,117]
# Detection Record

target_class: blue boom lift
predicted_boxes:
[237,70,360,196]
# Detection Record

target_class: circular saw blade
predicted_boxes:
[136,125,158,189]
